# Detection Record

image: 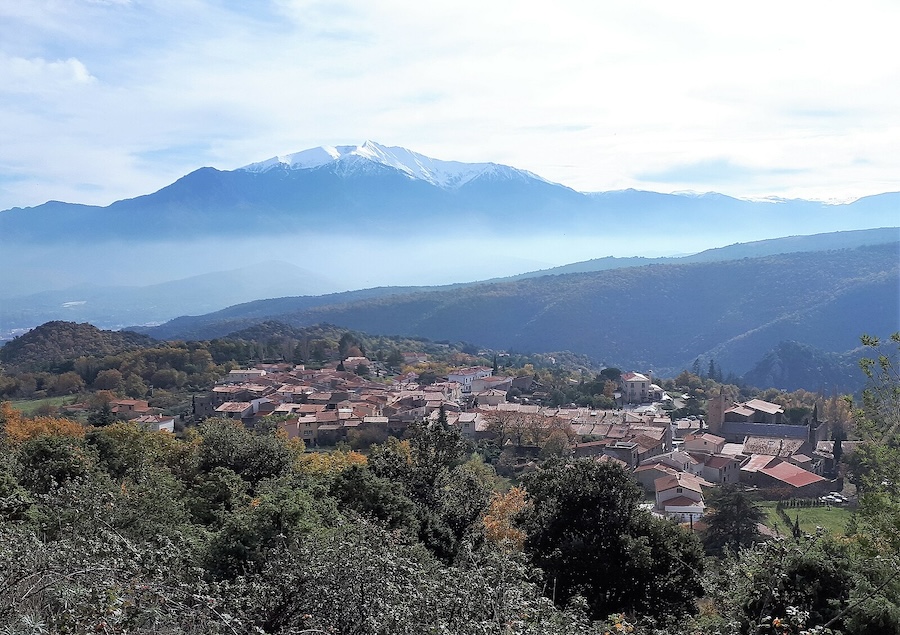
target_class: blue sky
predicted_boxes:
[1,0,899,210]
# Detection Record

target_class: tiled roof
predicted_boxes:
[726,405,755,417]
[215,402,252,413]
[663,496,705,509]
[743,436,805,457]
[704,454,733,470]
[655,473,704,493]
[744,399,784,415]
[760,462,826,488]
[740,454,777,473]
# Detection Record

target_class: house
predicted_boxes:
[654,473,707,522]
[471,375,513,394]
[755,461,830,498]
[133,414,175,433]
[448,367,493,394]
[455,412,485,439]
[402,352,428,365]
[475,388,508,407]
[641,450,704,477]
[620,372,652,404]
[683,432,726,455]
[225,369,267,384]
[673,418,702,439]
[634,463,680,492]
[110,399,151,418]
[707,393,827,444]
[573,439,609,459]
[215,401,254,420]
[739,454,778,485]
[602,441,640,468]
[700,454,742,484]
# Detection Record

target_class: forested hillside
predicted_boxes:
[0,321,155,371]
[144,243,900,386]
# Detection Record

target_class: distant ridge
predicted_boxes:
[133,229,899,342]
[136,242,900,392]
[503,227,900,279]
[1,141,898,317]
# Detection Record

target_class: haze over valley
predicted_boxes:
[1,143,896,392]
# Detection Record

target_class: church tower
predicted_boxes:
[707,387,727,435]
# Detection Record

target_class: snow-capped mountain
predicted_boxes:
[240,140,549,189]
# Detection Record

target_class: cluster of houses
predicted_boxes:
[185,358,842,524]
[65,397,177,433]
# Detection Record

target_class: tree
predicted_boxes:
[197,418,297,484]
[87,401,116,427]
[53,371,85,395]
[702,485,766,554]
[386,349,403,369]
[599,367,622,383]
[330,464,417,533]
[92,368,123,391]
[482,487,527,548]
[1,402,85,444]
[517,458,704,622]
[854,332,900,444]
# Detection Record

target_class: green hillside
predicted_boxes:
[148,243,899,385]
[0,321,156,372]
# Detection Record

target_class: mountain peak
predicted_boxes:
[239,141,549,189]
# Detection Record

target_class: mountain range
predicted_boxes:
[129,241,899,389]
[1,141,898,299]
[1,141,898,390]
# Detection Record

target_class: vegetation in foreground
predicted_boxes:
[0,331,898,633]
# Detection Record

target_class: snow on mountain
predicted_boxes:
[239,140,549,189]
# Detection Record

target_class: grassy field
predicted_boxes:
[758,501,854,537]
[8,396,77,416]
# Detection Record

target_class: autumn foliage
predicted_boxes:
[482,486,527,548]
[0,401,85,444]
[296,447,367,475]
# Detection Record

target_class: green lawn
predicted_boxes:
[758,501,853,537]
[8,396,78,416]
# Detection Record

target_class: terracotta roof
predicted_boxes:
[744,399,784,415]
[741,454,777,473]
[663,496,705,509]
[704,454,734,470]
[686,432,725,445]
[654,473,705,493]
[597,454,629,468]
[743,436,805,457]
[215,402,252,413]
[634,464,678,476]
[759,462,826,488]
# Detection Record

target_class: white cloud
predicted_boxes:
[0,0,898,210]
[0,54,95,93]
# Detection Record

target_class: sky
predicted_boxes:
[1,0,899,212]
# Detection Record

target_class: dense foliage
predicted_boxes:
[0,321,155,372]
[2,332,900,632]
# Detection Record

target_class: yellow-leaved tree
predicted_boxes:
[482,486,527,549]
[0,401,85,445]
[296,448,367,475]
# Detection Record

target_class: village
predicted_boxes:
[94,352,848,526]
